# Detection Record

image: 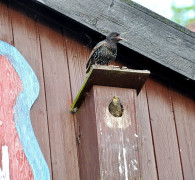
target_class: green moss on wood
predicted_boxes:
[71,66,93,113]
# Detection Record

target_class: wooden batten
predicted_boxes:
[72,66,150,179]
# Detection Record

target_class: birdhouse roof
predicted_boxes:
[15,0,195,91]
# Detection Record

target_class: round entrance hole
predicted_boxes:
[108,96,124,117]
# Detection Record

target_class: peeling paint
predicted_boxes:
[134,159,138,164]
[133,165,138,171]
[118,151,123,174]
[131,159,138,171]
[0,146,10,180]
[99,124,103,135]
[123,148,128,180]
[134,133,138,138]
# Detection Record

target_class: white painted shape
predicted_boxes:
[0,121,2,126]
[0,146,10,180]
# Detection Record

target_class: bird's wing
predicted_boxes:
[86,40,107,70]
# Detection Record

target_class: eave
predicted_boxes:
[12,0,195,93]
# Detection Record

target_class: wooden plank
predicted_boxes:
[9,4,52,178]
[0,0,13,44]
[145,79,183,180]
[16,0,195,81]
[71,65,150,112]
[38,20,80,180]
[64,33,90,100]
[136,86,158,180]
[77,86,100,180]
[77,86,141,179]
[171,89,195,180]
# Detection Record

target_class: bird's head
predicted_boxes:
[106,32,126,43]
[112,96,120,105]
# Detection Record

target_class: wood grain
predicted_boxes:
[145,79,183,180]
[136,86,158,180]
[78,86,141,179]
[77,86,100,180]
[38,20,80,180]
[171,89,195,180]
[64,33,90,100]
[0,0,13,44]
[9,4,52,178]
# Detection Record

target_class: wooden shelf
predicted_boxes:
[71,65,150,113]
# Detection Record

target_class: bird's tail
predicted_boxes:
[86,66,90,73]
[86,59,91,73]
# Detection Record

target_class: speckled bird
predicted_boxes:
[86,32,124,73]
[109,96,124,117]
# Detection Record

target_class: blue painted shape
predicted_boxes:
[0,41,50,180]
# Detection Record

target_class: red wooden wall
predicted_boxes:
[0,1,195,179]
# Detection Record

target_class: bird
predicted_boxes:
[109,96,124,117]
[86,32,125,73]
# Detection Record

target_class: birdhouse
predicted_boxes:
[71,65,150,179]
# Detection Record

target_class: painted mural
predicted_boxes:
[0,41,50,180]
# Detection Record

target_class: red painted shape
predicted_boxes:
[0,55,34,179]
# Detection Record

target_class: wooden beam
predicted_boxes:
[38,19,80,180]
[14,0,195,81]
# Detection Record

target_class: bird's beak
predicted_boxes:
[117,33,127,41]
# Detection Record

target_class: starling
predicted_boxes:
[109,96,124,117]
[86,32,124,73]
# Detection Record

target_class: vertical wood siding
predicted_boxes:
[9,5,52,177]
[0,1,194,179]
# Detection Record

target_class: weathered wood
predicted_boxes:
[14,0,195,81]
[38,20,80,180]
[136,86,158,180]
[9,4,52,177]
[71,65,150,112]
[171,89,195,180]
[77,86,141,179]
[64,33,90,100]
[0,0,13,44]
[145,79,183,180]
[64,31,92,159]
